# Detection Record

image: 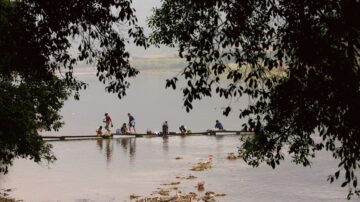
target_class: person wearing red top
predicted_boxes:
[104,113,113,130]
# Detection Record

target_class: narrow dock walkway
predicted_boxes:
[41,130,254,141]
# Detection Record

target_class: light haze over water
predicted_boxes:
[0,1,356,202]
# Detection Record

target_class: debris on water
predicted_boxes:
[202,196,216,202]
[161,181,181,186]
[130,159,227,202]
[199,191,226,201]
[201,191,216,202]
[187,175,197,179]
[135,196,170,202]
[227,152,238,160]
[133,187,226,202]
[158,189,170,196]
[171,187,179,191]
[190,161,212,171]
[197,181,205,191]
[176,175,197,180]
[175,156,183,160]
[129,194,141,200]
[135,191,198,202]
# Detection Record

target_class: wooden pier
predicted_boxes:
[41,130,254,141]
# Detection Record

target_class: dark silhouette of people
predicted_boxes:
[179,125,186,135]
[162,121,169,137]
[215,120,224,130]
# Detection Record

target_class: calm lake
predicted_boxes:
[0,68,355,201]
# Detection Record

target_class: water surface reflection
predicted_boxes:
[0,136,352,202]
[162,137,169,153]
[116,137,136,160]
[96,137,138,164]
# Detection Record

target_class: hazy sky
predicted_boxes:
[132,0,161,29]
[126,0,178,58]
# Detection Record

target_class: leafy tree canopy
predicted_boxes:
[0,0,146,173]
[149,0,360,197]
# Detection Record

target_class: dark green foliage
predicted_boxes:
[149,0,360,196]
[0,0,146,173]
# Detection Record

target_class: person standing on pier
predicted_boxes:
[128,113,137,133]
[162,121,169,137]
[104,113,113,130]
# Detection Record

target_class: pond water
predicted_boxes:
[42,68,247,136]
[0,135,351,202]
[0,70,355,201]
[1,1,356,201]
